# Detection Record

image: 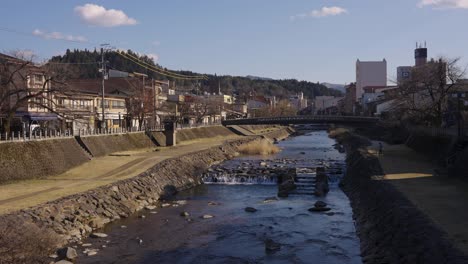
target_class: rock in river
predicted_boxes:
[57,247,77,261]
[180,211,190,217]
[201,214,214,219]
[265,239,281,253]
[90,233,108,238]
[145,205,157,210]
[314,201,327,208]
[308,207,331,212]
[244,207,258,213]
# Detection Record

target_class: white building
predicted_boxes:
[356,59,387,102]
[289,92,308,110]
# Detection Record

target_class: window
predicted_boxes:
[111,100,125,109]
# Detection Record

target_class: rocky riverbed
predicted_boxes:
[71,130,362,264]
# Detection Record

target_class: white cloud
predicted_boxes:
[146,53,159,63]
[291,6,348,20]
[418,0,468,8]
[32,29,87,42]
[74,3,138,27]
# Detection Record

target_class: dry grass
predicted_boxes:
[238,139,280,155]
[0,217,63,263]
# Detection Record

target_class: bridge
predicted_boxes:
[222,115,379,126]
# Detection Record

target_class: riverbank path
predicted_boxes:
[369,142,468,255]
[0,135,242,215]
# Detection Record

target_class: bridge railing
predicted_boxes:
[222,115,379,126]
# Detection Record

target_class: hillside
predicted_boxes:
[49,49,342,99]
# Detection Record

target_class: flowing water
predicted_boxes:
[79,130,362,264]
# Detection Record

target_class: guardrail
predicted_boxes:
[0,123,224,143]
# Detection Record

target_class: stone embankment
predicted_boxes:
[330,128,468,264]
[0,138,90,184]
[80,132,154,157]
[0,126,293,263]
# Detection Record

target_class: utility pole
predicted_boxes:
[100,44,109,129]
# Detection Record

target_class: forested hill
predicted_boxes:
[49,49,342,99]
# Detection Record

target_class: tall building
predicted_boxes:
[356,59,387,102]
[396,43,429,83]
[415,42,428,67]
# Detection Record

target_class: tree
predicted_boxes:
[391,57,466,127]
[124,79,154,130]
[255,99,297,117]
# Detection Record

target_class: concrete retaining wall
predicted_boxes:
[0,139,89,184]
[80,132,155,157]
[332,129,468,264]
[176,126,237,144]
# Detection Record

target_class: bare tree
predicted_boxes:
[124,79,155,130]
[255,99,297,117]
[0,52,74,133]
[391,57,466,126]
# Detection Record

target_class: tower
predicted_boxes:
[415,42,428,67]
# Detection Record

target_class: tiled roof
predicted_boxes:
[66,78,144,97]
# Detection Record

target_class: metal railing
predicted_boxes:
[222,115,379,126]
[0,123,225,143]
[405,125,468,138]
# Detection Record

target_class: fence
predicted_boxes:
[0,122,222,143]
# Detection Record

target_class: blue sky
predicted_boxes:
[1,0,467,84]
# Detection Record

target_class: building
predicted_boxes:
[342,83,357,115]
[396,43,429,84]
[314,96,343,114]
[356,59,387,102]
[0,53,59,134]
[289,92,308,110]
[397,66,413,83]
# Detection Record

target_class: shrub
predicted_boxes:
[0,217,63,263]
[238,139,280,155]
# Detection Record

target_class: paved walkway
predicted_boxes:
[0,135,240,215]
[369,141,468,255]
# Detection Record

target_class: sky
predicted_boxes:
[1,0,467,84]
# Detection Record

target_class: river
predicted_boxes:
[79,130,362,264]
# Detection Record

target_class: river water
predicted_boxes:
[79,130,362,264]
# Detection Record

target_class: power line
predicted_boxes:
[116,50,207,80]
[115,50,207,80]
[122,51,207,79]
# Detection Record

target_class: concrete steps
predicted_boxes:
[290,168,316,195]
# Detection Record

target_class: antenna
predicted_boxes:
[424,41,427,48]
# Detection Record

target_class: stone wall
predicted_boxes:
[262,126,295,141]
[0,138,90,184]
[80,132,155,157]
[151,131,167,147]
[332,129,468,264]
